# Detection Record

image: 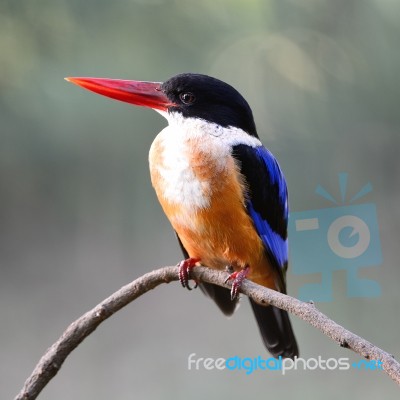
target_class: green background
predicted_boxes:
[2,0,399,398]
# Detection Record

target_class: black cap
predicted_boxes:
[161,73,258,138]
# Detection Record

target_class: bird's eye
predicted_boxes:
[179,92,196,105]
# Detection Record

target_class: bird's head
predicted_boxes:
[66,73,258,138]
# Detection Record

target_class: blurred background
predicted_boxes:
[2,0,400,398]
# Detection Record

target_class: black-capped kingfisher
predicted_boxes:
[66,73,299,359]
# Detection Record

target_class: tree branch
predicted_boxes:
[15,266,400,399]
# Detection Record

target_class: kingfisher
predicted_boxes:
[66,73,299,359]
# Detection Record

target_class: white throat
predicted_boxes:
[149,112,261,209]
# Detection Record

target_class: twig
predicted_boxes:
[15,266,400,399]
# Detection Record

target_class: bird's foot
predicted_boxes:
[224,265,250,300]
[178,258,201,290]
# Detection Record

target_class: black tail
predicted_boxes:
[199,282,238,316]
[249,299,299,359]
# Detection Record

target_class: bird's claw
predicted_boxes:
[178,258,200,290]
[225,265,250,300]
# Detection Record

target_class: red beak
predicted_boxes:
[65,77,175,111]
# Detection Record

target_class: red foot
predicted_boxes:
[178,258,200,290]
[224,265,250,300]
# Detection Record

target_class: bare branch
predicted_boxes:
[15,266,400,400]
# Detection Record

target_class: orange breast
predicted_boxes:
[149,130,278,290]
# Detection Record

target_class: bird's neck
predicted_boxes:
[148,113,261,209]
[148,124,227,210]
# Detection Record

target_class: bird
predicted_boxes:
[66,73,299,359]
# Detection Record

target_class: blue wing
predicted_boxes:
[232,144,298,358]
[232,144,289,279]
